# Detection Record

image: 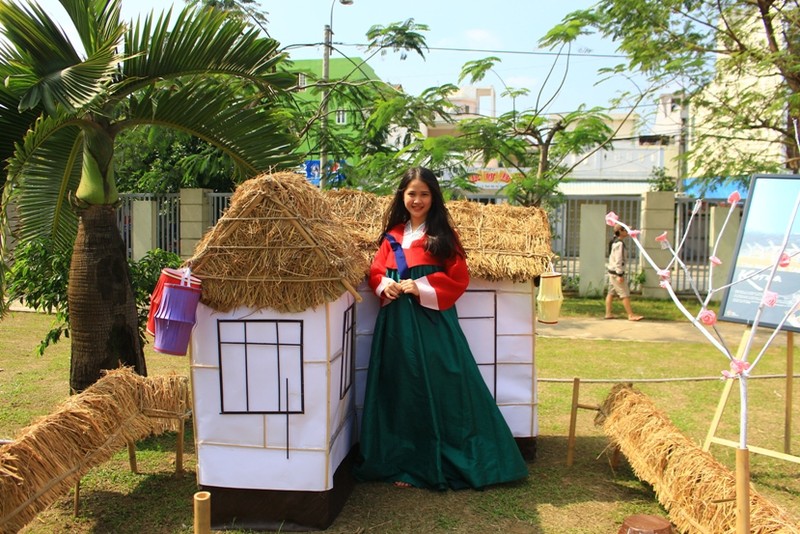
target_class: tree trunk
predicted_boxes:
[68,205,145,393]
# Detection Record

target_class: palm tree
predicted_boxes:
[0,0,298,392]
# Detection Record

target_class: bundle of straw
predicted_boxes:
[597,384,800,534]
[325,189,553,281]
[189,173,369,313]
[0,368,189,534]
[448,200,552,281]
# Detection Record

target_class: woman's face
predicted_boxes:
[403,178,432,227]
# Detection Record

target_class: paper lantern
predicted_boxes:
[537,271,563,324]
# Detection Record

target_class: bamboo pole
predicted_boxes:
[566,377,580,467]
[73,480,80,517]
[785,331,794,455]
[127,441,137,473]
[176,418,185,474]
[735,447,750,534]
[194,491,211,534]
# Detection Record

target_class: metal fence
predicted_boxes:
[549,195,720,295]
[123,191,717,295]
[116,193,180,258]
[550,196,643,291]
[208,192,232,226]
[673,197,710,294]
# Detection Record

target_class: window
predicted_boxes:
[298,73,307,89]
[339,303,356,399]
[335,109,347,125]
[217,319,304,414]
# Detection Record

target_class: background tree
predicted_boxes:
[278,18,468,193]
[0,0,297,392]
[114,126,236,193]
[542,0,800,193]
[396,55,615,208]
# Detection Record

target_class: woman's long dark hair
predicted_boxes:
[380,167,464,261]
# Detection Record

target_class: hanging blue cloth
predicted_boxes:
[383,233,410,279]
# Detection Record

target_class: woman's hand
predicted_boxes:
[382,281,403,300]
[399,279,419,296]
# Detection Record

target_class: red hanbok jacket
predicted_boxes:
[369,223,469,311]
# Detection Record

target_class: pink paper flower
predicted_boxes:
[655,231,668,243]
[722,358,750,379]
[779,253,791,268]
[605,211,619,226]
[629,229,641,238]
[728,191,741,205]
[659,280,671,289]
[698,308,717,326]
[710,256,722,266]
[657,269,670,280]
[762,291,778,307]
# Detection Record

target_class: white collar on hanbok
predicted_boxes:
[402,220,427,247]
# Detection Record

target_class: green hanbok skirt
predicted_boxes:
[354,265,528,490]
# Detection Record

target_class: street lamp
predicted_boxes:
[320,0,353,188]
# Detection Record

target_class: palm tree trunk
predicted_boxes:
[68,204,146,393]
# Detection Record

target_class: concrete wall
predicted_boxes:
[578,203,607,297]
[131,200,158,261]
[708,205,742,301]
[179,188,211,259]
[640,191,676,299]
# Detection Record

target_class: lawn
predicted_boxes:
[1,303,798,533]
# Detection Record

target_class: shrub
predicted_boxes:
[5,238,181,355]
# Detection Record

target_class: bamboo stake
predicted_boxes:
[73,480,80,517]
[127,441,137,474]
[786,331,794,455]
[176,418,185,475]
[566,377,580,467]
[736,447,750,534]
[193,491,211,534]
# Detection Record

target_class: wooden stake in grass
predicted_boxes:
[193,491,211,534]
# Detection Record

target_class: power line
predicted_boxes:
[338,42,628,59]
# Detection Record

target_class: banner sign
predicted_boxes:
[719,174,800,331]
[468,169,523,190]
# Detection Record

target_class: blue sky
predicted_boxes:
[36,0,647,116]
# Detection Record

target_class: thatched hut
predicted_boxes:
[185,176,552,529]
[325,189,553,453]
[186,173,368,531]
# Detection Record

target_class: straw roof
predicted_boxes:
[0,369,189,534]
[325,189,553,282]
[188,172,369,313]
[597,384,800,533]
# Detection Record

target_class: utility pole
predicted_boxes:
[319,0,353,189]
[320,23,332,189]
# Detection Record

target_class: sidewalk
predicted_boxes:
[536,315,788,347]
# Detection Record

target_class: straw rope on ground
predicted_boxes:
[596,384,800,534]
[0,368,189,534]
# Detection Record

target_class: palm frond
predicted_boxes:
[4,113,84,251]
[0,70,42,180]
[121,5,292,96]
[60,0,124,55]
[124,80,299,178]
[0,0,123,114]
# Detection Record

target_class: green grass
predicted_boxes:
[1,310,798,533]
[560,293,717,321]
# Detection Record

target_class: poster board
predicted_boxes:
[719,174,800,332]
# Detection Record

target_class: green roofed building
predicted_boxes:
[281,58,384,185]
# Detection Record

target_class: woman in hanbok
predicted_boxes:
[354,167,528,490]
